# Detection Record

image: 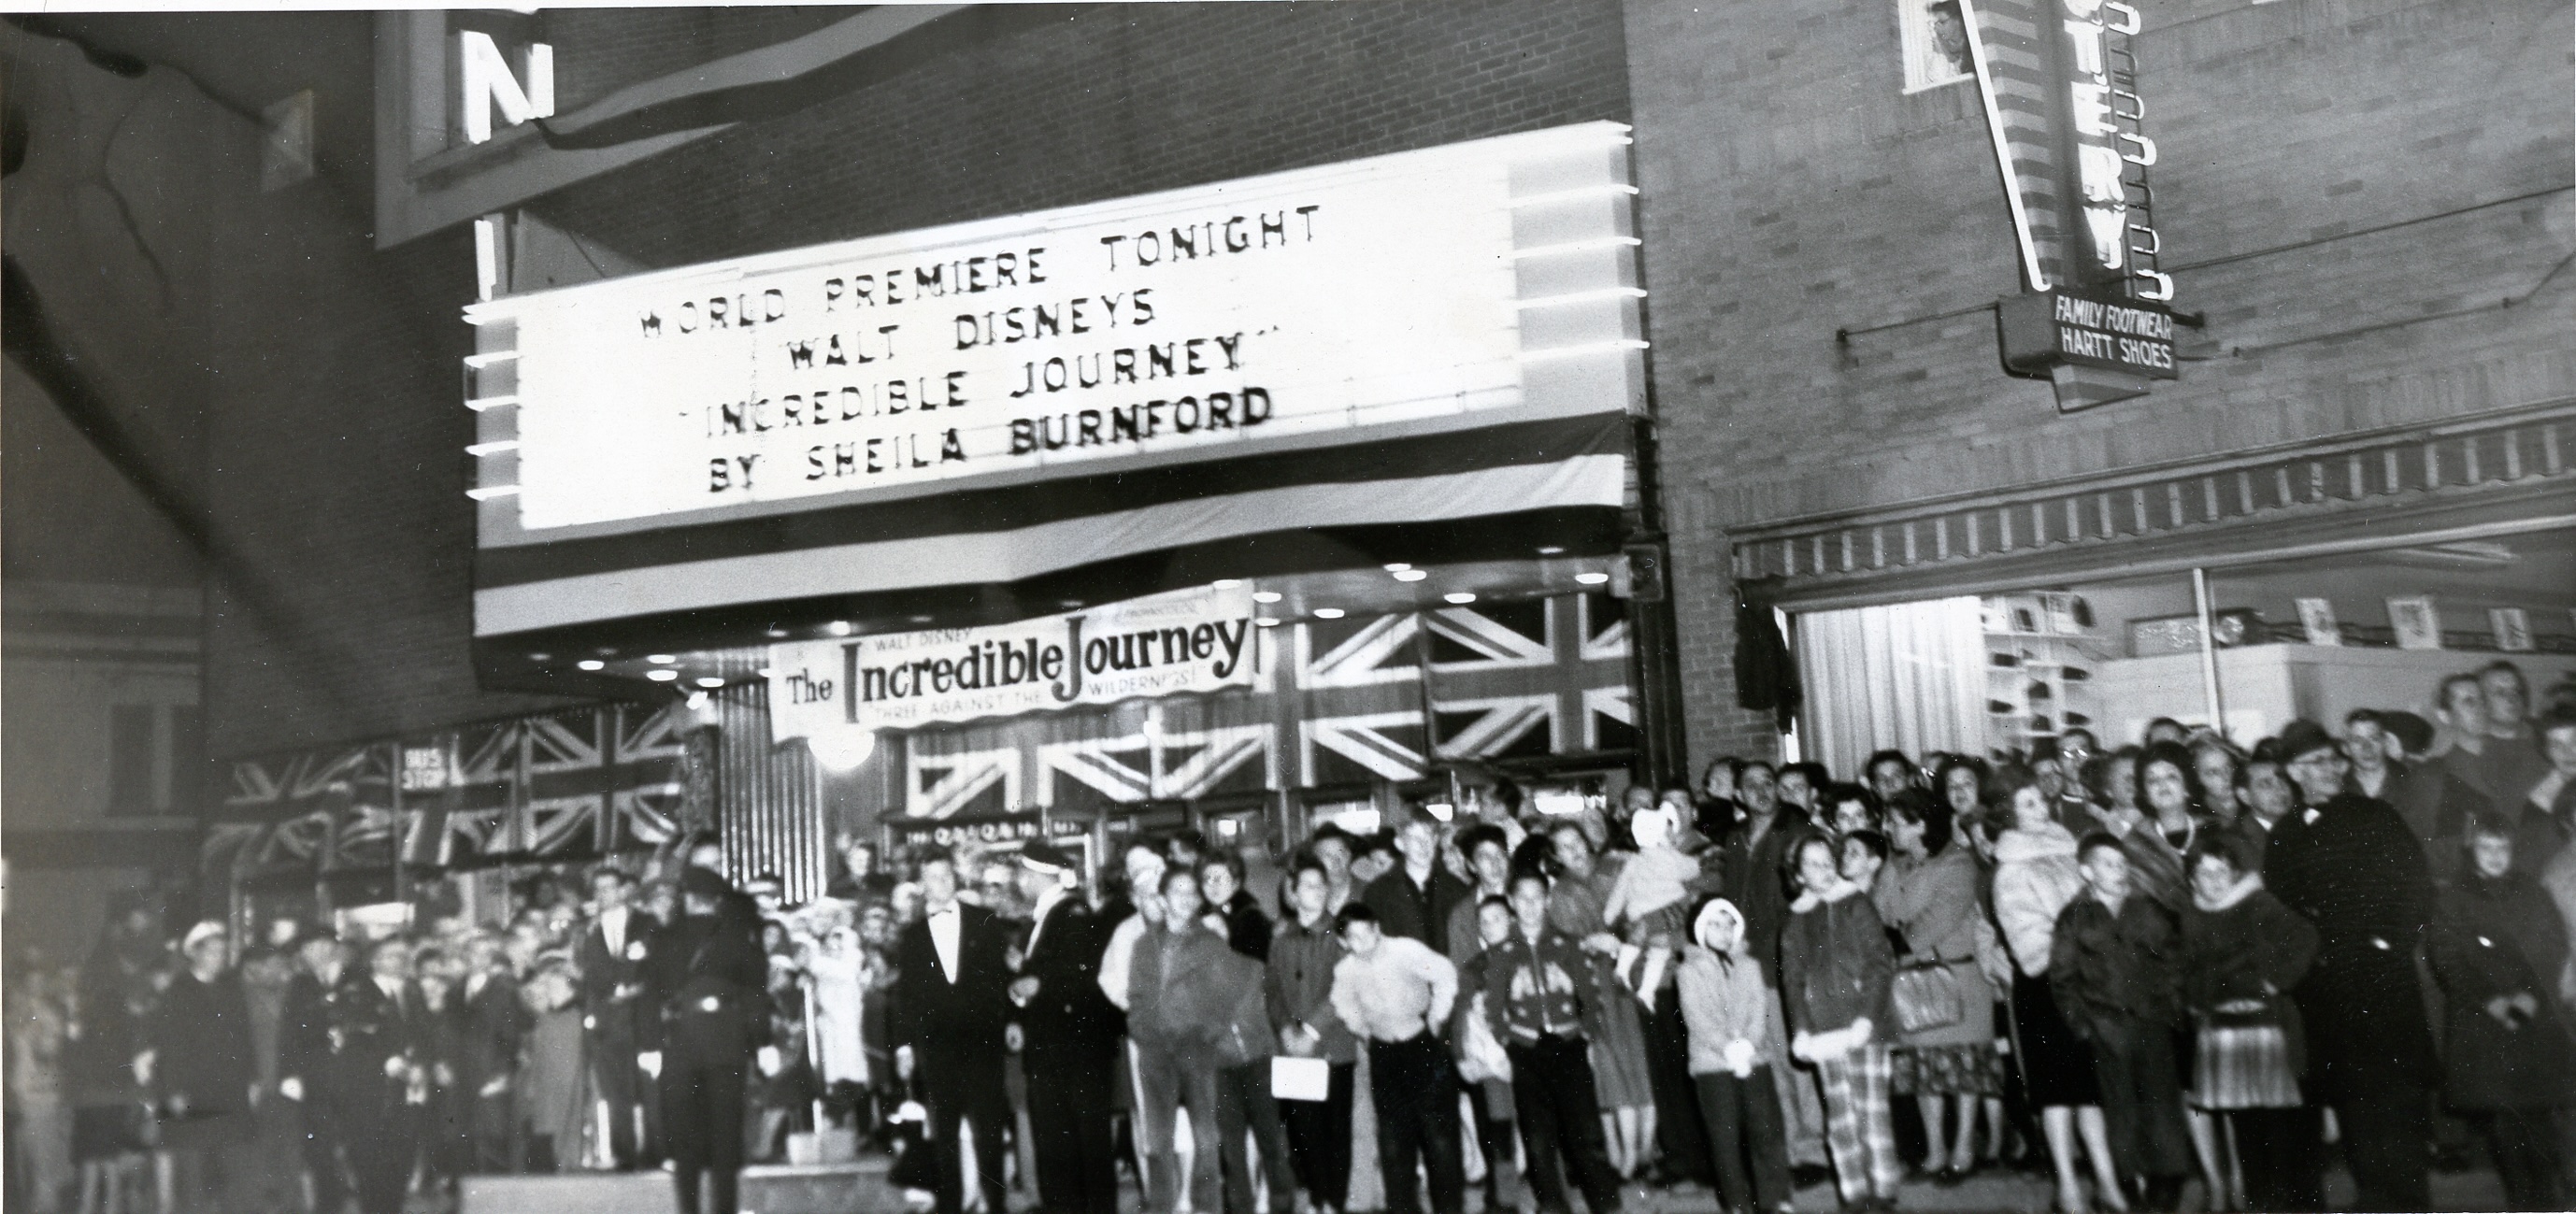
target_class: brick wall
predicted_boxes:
[532,0,1631,267]
[1624,0,2576,764]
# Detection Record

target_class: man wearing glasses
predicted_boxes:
[2262,720,2438,1214]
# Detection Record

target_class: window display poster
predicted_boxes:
[2490,607,2533,653]
[2386,595,2442,651]
[2295,597,2340,647]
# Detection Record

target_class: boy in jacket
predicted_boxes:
[2052,835,2190,1212]
[1480,874,1624,1214]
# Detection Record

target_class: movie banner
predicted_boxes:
[768,584,1259,740]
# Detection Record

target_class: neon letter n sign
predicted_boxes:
[460,30,554,145]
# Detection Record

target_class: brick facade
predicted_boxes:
[1624,0,2576,763]
[531,0,1630,269]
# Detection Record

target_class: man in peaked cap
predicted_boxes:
[639,864,778,1214]
[2263,719,2438,1213]
[1010,839,1123,1214]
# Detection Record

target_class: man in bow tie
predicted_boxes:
[580,866,659,1168]
[893,848,1016,1214]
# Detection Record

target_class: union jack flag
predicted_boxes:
[904,592,1635,818]
[207,702,703,878]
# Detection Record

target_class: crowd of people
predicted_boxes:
[7,659,2575,1214]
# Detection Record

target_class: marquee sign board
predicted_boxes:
[766,584,1260,740]
[467,125,1642,534]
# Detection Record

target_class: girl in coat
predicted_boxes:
[2178,834,2320,1214]
[2427,814,2572,1212]
[1990,769,2125,1214]
[1778,834,1900,1210]
[1681,898,1793,1214]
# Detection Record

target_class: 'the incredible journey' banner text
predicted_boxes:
[766,585,1259,740]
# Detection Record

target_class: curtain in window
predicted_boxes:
[1793,596,1989,778]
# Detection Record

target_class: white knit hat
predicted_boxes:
[180,920,228,953]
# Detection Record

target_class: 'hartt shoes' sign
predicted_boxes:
[767,584,1260,740]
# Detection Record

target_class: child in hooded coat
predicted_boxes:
[1679,898,1794,1214]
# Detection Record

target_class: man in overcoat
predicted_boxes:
[639,865,778,1214]
[2264,720,2439,1213]
[1009,840,1123,1214]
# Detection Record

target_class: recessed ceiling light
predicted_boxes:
[1212,578,1243,589]
[1392,568,1428,582]
[1537,546,1566,555]
[1575,571,1610,585]
[527,651,551,662]
[756,667,778,678]
[1059,600,1083,609]
[1382,563,1412,573]
[766,628,789,639]
[648,653,678,664]
[908,615,934,624]
[1253,617,1281,628]
[1252,591,1282,604]
[694,677,726,689]
[577,659,606,671]
[825,621,853,636]
[645,669,680,682]
[594,647,617,657]
[1444,592,1478,605]
[1313,607,1346,620]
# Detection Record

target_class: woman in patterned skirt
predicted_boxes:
[2178,834,2321,1213]
[1875,790,2008,1185]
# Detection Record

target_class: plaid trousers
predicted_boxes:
[1816,1043,1900,1202]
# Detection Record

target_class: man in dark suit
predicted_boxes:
[276,929,352,1213]
[1362,810,1474,956]
[580,866,658,1167]
[334,936,428,1214]
[894,849,1017,1214]
[457,934,528,1173]
[2266,720,2438,1214]
[639,865,777,1214]
[1009,840,1123,1214]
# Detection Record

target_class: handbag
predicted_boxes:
[1891,959,1965,1035]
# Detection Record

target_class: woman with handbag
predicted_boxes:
[1875,794,2006,1187]
[2177,834,2321,1213]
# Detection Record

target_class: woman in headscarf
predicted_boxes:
[1543,820,1658,1180]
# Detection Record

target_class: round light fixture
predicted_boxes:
[1381,563,1412,573]
[807,729,879,772]
[1537,546,1566,556]
[765,628,789,639]
[1212,578,1244,589]
[645,669,680,682]
[1444,592,1478,605]
[528,651,551,662]
[648,653,678,665]
[756,667,778,679]
[1313,607,1346,620]
[1393,569,1428,582]
[1252,591,1282,604]
[1575,571,1611,585]
[1253,618,1282,628]
[825,621,853,636]
[577,659,606,672]
[694,677,725,689]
